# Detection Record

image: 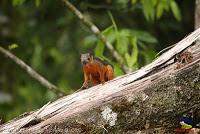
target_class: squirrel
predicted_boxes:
[80,53,114,89]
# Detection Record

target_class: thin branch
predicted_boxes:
[81,3,121,10]
[155,43,177,57]
[62,0,130,73]
[0,46,66,97]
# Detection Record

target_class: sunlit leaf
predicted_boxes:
[95,26,115,57]
[170,0,181,21]
[102,25,114,34]
[113,63,124,76]
[108,11,121,54]
[130,37,138,66]
[8,43,18,50]
[83,35,97,48]
[119,30,132,55]
[161,0,170,11]
[35,0,40,7]
[12,0,25,6]
[117,32,129,55]
[45,90,57,101]
[131,30,158,43]
[131,0,137,5]
[120,29,132,37]
[152,0,158,6]
[95,41,105,57]
[125,37,138,68]
[125,53,131,67]
[156,3,164,19]
[142,0,155,21]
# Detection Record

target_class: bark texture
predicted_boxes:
[0,28,200,134]
[195,0,200,29]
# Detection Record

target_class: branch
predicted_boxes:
[62,0,130,73]
[0,46,66,97]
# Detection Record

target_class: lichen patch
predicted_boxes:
[101,106,117,126]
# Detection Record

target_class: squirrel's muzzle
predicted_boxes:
[82,61,88,65]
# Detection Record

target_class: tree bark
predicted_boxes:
[195,0,200,49]
[195,0,200,29]
[0,28,200,134]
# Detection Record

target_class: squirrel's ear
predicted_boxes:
[89,52,94,57]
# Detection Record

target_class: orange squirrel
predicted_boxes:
[80,53,114,89]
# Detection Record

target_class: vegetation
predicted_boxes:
[0,0,194,122]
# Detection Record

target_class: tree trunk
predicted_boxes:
[195,0,200,29]
[195,0,200,47]
[0,29,200,134]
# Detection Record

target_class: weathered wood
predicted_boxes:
[195,0,200,29]
[0,28,200,134]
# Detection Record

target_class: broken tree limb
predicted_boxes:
[0,28,200,134]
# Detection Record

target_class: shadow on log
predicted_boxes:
[1,28,200,134]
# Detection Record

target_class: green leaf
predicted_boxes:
[95,41,105,57]
[117,31,129,55]
[8,43,18,50]
[143,0,155,21]
[130,37,138,66]
[125,37,138,68]
[131,30,158,43]
[141,48,156,64]
[156,3,164,19]
[35,0,40,7]
[120,29,132,37]
[125,53,131,67]
[102,25,114,34]
[163,0,170,11]
[108,11,131,55]
[152,0,158,6]
[45,90,57,101]
[131,0,137,5]
[12,0,25,6]
[83,35,97,48]
[170,0,181,21]
[95,26,115,57]
[108,11,121,54]
[113,63,124,76]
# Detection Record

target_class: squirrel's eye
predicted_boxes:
[87,58,90,60]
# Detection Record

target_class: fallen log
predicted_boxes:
[0,28,200,134]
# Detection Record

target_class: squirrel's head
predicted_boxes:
[81,53,93,65]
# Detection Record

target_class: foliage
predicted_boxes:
[0,0,194,122]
